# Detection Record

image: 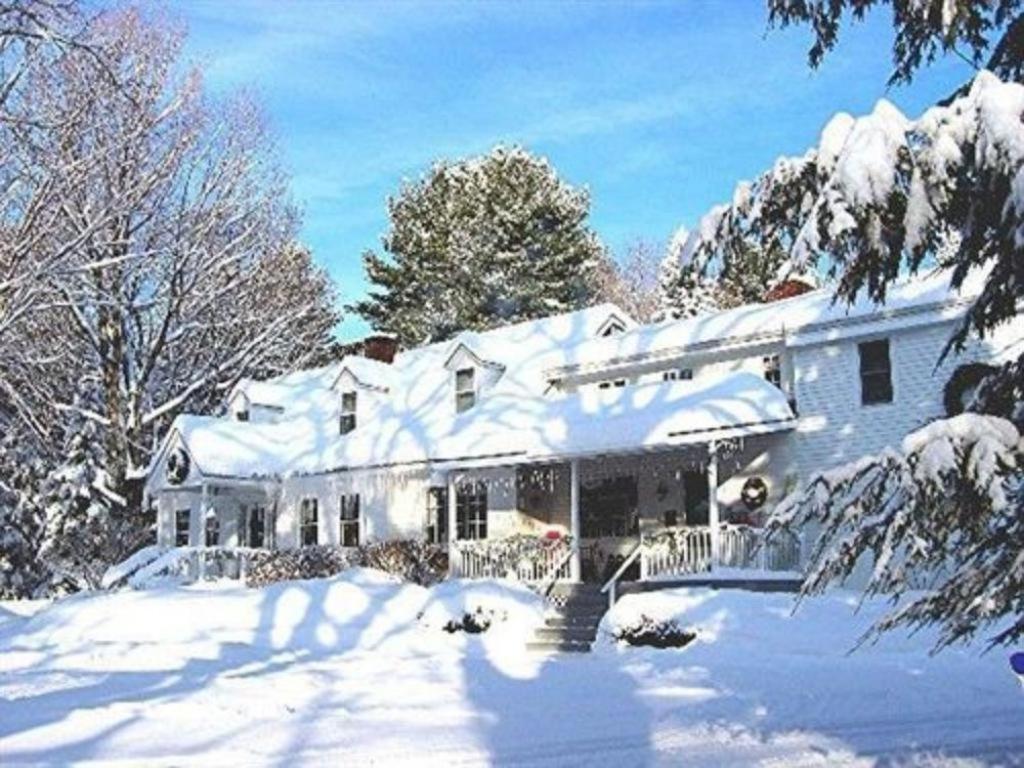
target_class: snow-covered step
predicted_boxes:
[526,639,592,653]
[531,583,608,652]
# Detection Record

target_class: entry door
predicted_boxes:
[580,475,638,538]
[683,472,710,526]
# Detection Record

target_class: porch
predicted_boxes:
[444,434,803,599]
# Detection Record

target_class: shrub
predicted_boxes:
[613,614,696,649]
[442,607,494,634]
[244,546,358,588]
[360,540,447,586]
[244,540,447,588]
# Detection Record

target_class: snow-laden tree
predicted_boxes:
[688,72,1024,648]
[589,240,660,322]
[3,9,339,508]
[0,8,339,596]
[685,72,1023,419]
[354,145,605,346]
[769,414,1023,649]
[768,0,1024,89]
[654,227,720,321]
[0,427,50,598]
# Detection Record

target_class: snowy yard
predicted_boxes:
[1,573,1021,766]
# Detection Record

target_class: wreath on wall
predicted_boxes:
[943,363,997,417]
[740,477,769,511]
[166,447,191,486]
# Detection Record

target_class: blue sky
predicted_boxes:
[176,1,973,341]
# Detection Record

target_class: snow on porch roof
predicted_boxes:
[163,371,795,481]
[433,371,796,466]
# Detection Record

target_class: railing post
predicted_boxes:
[447,471,458,577]
[707,442,720,571]
[569,458,582,582]
[638,533,648,581]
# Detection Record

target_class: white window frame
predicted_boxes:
[299,498,319,546]
[339,493,360,547]
[763,354,782,389]
[174,509,191,547]
[340,391,357,434]
[663,368,693,382]
[455,367,476,412]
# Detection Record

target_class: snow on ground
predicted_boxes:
[1,577,1021,766]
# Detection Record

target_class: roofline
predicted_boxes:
[443,340,506,373]
[544,293,972,379]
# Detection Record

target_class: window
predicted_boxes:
[663,368,693,382]
[456,481,487,540]
[455,368,476,412]
[763,354,782,389]
[339,391,357,434]
[340,494,360,547]
[236,409,250,422]
[175,509,190,547]
[598,378,627,390]
[243,505,266,548]
[300,498,319,546]
[426,486,449,544]
[205,514,220,547]
[859,339,893,405]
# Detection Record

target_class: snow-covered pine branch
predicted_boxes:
[685,71,1024,420]
[768,413,1023,650]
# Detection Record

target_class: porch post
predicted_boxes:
[707,441,720,571]
[447,471,458,577]
[569,458,581,582]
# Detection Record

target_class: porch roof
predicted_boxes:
[156,371,795,482]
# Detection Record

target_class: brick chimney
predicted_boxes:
[361,334,398,364]
[765,277,816,303]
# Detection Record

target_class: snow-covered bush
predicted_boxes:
[419,578,546,637]
[611,614,696,649]
[101,545,169,590]
[442,607,494,634]
[360,540,447,586]
[769,413,1023,649]
[244,546,358,588]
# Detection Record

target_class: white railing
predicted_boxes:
[642,524,802,582]
[643,527,714,580]
[600,539,644,608]
[451,536,574,582]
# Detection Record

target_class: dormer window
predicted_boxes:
[601,321,625,337]
[236,409,250,422]
[339,391,357,434]
[455,368,476,412]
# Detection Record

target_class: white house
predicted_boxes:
[145,269,1022,588]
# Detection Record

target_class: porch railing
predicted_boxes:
[643,524,802,581]
[451,536,574,583]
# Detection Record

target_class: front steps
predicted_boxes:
[528,583,607,653]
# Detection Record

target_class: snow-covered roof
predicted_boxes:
[164,372,794,479]
[550,267,984,375]
[151,270,980,484]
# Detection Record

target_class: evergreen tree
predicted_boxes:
[354,146,606,346]
[654,228,720,320]
[768,0,1024,90]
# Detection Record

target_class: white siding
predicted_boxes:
[791,319,997,481]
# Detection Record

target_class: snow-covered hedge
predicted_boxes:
[360,540,447,586]
[244,541,447,588]
[244,546,359,588]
